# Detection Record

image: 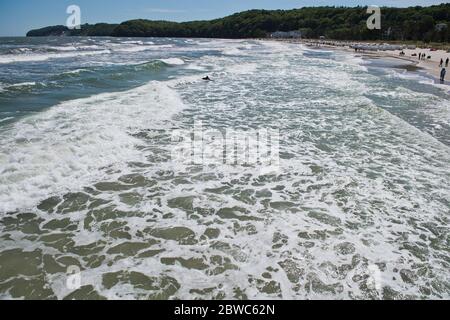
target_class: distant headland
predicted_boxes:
[27,4,450,42]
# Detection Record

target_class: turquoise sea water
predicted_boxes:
[0,37,449,299]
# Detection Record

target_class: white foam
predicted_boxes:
[261,40,303,53]
[148,44,174,50]
[45,45,78,52]
[391,69,450,93]
[0,80,185,213]
[112,45,153,53]
[222,48,244,56]
[0,50,111,64]
[159,58,185,65]
[6,81,37,88]
[10,47,33,54]
[61,68,91,75]
[0,117,14,123]
[122,41,144,45]
[226,62,258,74]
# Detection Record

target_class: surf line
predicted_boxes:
[174,305,208,318]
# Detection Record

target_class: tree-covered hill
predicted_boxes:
[27,4,450,42]
[26,23,118,37]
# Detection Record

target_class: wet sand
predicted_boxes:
[284,39,450,85]
[356,48,449,81]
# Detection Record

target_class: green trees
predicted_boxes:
[26,25,69,37]
[26,23,118,37]
[27,4,450,42]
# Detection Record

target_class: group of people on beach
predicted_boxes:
[439,58,449,68]
[439,58,449,83]
[418,53,430,60]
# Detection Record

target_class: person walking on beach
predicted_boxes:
[440,58,443,67]
[440,68,446,83]
[446,58,449,67]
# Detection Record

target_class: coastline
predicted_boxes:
[269,38,450,87]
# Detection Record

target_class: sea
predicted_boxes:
[0,37,449,299]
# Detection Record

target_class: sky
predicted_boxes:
[0,0,445,36]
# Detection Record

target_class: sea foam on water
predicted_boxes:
[0,38,449,300]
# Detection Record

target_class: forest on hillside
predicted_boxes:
[27,4,450,42]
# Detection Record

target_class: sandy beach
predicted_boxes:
[362,47,449,81]
[293,39,450,84]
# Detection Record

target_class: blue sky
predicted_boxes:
[0,0,445,36]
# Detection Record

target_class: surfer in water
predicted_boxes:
[202,76,213,81]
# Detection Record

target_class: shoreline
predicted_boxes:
[268,38,450,88]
